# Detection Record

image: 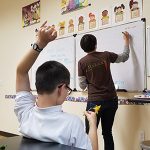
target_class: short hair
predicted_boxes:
[35,61,70,94]
[80,34,97,53]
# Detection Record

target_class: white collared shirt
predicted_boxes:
[14,91,92,150]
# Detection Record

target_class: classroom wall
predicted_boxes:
[0,0,150,150]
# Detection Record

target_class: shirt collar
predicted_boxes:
[35,105,63,113]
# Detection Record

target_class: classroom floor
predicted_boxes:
[0,135,7,140]
[0,131,18,140]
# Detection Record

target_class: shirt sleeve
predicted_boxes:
[14,91,36,123]
[78,76,87,90]
[106,51,118,63]
[78,61,85,76]
[115,45,130,63]
[70,117,92,150]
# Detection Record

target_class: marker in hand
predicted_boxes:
[88,105,101,114]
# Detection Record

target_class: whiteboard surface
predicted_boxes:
[30,36,75,90]
[76,21,146,91]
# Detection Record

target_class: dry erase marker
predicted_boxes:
[88,105,101,114]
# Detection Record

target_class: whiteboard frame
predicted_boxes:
[30,19,147,92]
[147,26,150,77]
[30,34,76,91]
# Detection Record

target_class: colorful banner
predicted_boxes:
[61,0,89,14]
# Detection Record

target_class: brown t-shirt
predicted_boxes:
[78,51,118,101]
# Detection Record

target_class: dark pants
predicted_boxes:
[85,97,118,150]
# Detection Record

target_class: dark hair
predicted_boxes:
[80,34,97,53]
[129,0,138,9]
[35,61,70,94]
[114,4,125,12]
[121,4,125,9]
[114,6,118,12]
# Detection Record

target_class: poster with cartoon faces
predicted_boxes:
[100,8,111,28]
[112,3,127,24]
[88,12,98,30]
[22,1,40,27]
[127,0,143,20]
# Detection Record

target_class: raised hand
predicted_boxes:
[36,21,57,49]
[122,31,130,46]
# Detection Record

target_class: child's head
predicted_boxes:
[102,10,108,17]
[35,61,70,104]
[129,0,138,9]
[114,4,125,13]
[89,13,95,20]
[80,34,97,53]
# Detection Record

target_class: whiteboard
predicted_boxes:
[76,20,146,91]
[147,27,150,76]
[30,36,75,90]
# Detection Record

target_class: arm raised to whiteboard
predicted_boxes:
[115,31,130,63]
[78,32,130,91]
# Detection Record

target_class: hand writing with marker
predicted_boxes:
[122,31,130,46]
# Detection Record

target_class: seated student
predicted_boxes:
[14,21,98,150]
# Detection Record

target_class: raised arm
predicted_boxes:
[115,31,130,63]
[16,21,57,92]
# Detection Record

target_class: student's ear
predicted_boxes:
[58,84,66,96]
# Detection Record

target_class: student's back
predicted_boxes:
[78,51,118,101]
[15,92,91,148]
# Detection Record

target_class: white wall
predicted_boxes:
[0,0,150,150]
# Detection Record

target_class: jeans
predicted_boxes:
[85,97,118,150]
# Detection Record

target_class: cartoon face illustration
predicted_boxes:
[69,19,74,26]
[101,10,109,25]
[89,13,96,29]
[59,21,65,28]
[68,19,74,33]
[114,4,125,23]
[102,10,108,17]
[114,4,125,14]
[89,13,96,21]
[59,21,65,36]
[78,16,84,24]
[78,16,84,31]
[129,0,139,10]
[129,0,140,19]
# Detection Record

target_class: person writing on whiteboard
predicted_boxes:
[78,32,130,150]
[15,21,99,150]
